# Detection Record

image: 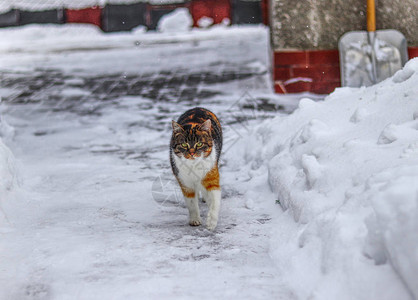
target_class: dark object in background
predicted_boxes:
[102,3,147,32]
[20,9,65,25]
[231,0,262,24]
[65,6,102,27]
[0,9,19,27]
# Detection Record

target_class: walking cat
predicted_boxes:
[170,107,222,230]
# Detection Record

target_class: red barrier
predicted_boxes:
[408,47,418,59]
[261,0,269,26]
[65,6,102,27]
[273,50,341,94]
[190,0,231,27]
[273,47,418,94]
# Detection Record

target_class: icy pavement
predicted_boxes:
[0,25,310,299]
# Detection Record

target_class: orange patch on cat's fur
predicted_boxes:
[201,166,220,191]
[177,180,195,198]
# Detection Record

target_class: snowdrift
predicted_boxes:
[0,135,17,226]
[157,8,193,33]
[242,58,418,299]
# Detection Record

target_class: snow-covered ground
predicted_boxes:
[0,16,417,300]
[0,23,302,299]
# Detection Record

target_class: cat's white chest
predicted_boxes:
[173,146,216,189]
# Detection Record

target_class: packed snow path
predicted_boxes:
[0,25,302,299]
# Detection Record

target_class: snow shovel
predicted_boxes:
[338,0,408,87]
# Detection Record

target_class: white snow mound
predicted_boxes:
[0,136,17,226]
[197,17,214,28]
[240,58,418,299]
[157,8,193,33]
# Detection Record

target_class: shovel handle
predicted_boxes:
[367,0,376,32]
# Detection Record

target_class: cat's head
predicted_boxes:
[171,119,213,160]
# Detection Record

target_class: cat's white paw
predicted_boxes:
[206,217,218,231]
[189,218,202,226]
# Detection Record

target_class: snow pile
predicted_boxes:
[0,135,17,226]
[239,58,418,299]
[0,97,18,228]
[0,0,189,12]
[197,17,214,28]
[0,137,16,195]
[157,8,192,33]
[0,23,267,76]
[0,0,102,12]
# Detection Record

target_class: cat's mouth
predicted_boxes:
[187,154,201,160]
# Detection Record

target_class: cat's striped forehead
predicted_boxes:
[182,123,205,134]
[177,125,210,143]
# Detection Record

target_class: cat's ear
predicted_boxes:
[172,121,184,133]
[199,119,212,132]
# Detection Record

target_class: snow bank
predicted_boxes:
[0,0,102,12]
[0,137,16,193]
[197,17,214,28]
[238,58,418,299]
[0,95,18,227]
[0,0,182,13]
[0,135,17,226]
[157,8,193,33]
[0,23,267,76]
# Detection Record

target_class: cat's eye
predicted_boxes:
[181,143,188,148]
[196,142,203,147]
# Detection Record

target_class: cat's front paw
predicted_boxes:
[189,218,202,226]
[206,217,218,231]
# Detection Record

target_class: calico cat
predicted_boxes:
[170,107,222,230]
